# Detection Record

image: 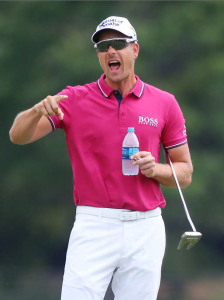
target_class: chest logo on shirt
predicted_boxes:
[139,116,158,127]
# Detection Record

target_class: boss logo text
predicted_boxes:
[139,116,158,127]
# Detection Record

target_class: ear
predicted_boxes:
[133,43,139,60]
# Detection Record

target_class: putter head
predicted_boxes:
[177,231,202,250]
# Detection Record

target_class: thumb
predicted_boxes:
[57,107,64,120]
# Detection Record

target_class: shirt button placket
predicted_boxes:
[119,101,126,128]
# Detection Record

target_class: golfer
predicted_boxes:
[9,16,193,300]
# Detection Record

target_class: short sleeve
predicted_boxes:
[47,86,74,131]
[162,96,187,149]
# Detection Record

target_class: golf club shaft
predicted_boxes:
[166,153,197,232]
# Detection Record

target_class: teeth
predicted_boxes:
[109,61,119,64]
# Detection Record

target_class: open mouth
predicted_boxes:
[108,60,121,71]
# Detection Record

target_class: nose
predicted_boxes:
[107,45,116,53]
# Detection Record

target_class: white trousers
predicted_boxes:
[61,207,166,300]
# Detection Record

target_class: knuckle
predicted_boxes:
[34,103,39,110]
[39,102,45,110]
[46,95,52,100]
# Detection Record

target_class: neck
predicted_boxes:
[104,73,137,98]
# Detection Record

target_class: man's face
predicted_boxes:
[96,29,139,84]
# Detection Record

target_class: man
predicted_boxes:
[9,16,193,300]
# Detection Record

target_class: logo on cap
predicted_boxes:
[98,18,124,29]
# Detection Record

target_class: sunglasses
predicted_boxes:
[94,38,137,52]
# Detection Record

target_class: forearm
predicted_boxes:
[9,106,42,145]
[152,162,193,188]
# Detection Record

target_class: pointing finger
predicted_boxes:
[55,95,68,103]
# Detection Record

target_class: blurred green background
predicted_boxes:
[1,1,224,300]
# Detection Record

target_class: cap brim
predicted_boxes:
[91,28,132,43]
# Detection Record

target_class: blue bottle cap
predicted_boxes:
[128,127,135,132]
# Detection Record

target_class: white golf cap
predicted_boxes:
[91,16,137,43]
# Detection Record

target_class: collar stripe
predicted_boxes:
[97,76,144,98]
[139,82,145,98]
[98,80,108,98]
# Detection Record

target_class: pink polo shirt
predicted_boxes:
[48,74,187,211]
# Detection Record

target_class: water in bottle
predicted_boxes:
[122,127,139,175]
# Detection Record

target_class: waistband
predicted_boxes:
[76,206,161,222]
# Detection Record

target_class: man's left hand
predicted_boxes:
[131,151,155,178]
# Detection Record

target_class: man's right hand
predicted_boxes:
[34,95,68,120]
[9,94,68,145]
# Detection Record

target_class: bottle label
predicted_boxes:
[122,147,139,159]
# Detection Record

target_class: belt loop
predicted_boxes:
[136,211,140,220]
[119,212,124,221]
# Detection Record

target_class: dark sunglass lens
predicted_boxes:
[97,41,108,52]
[97,40,128,52]
[112,40,127,50]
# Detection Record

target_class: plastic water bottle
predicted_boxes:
[122,127,139,175]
